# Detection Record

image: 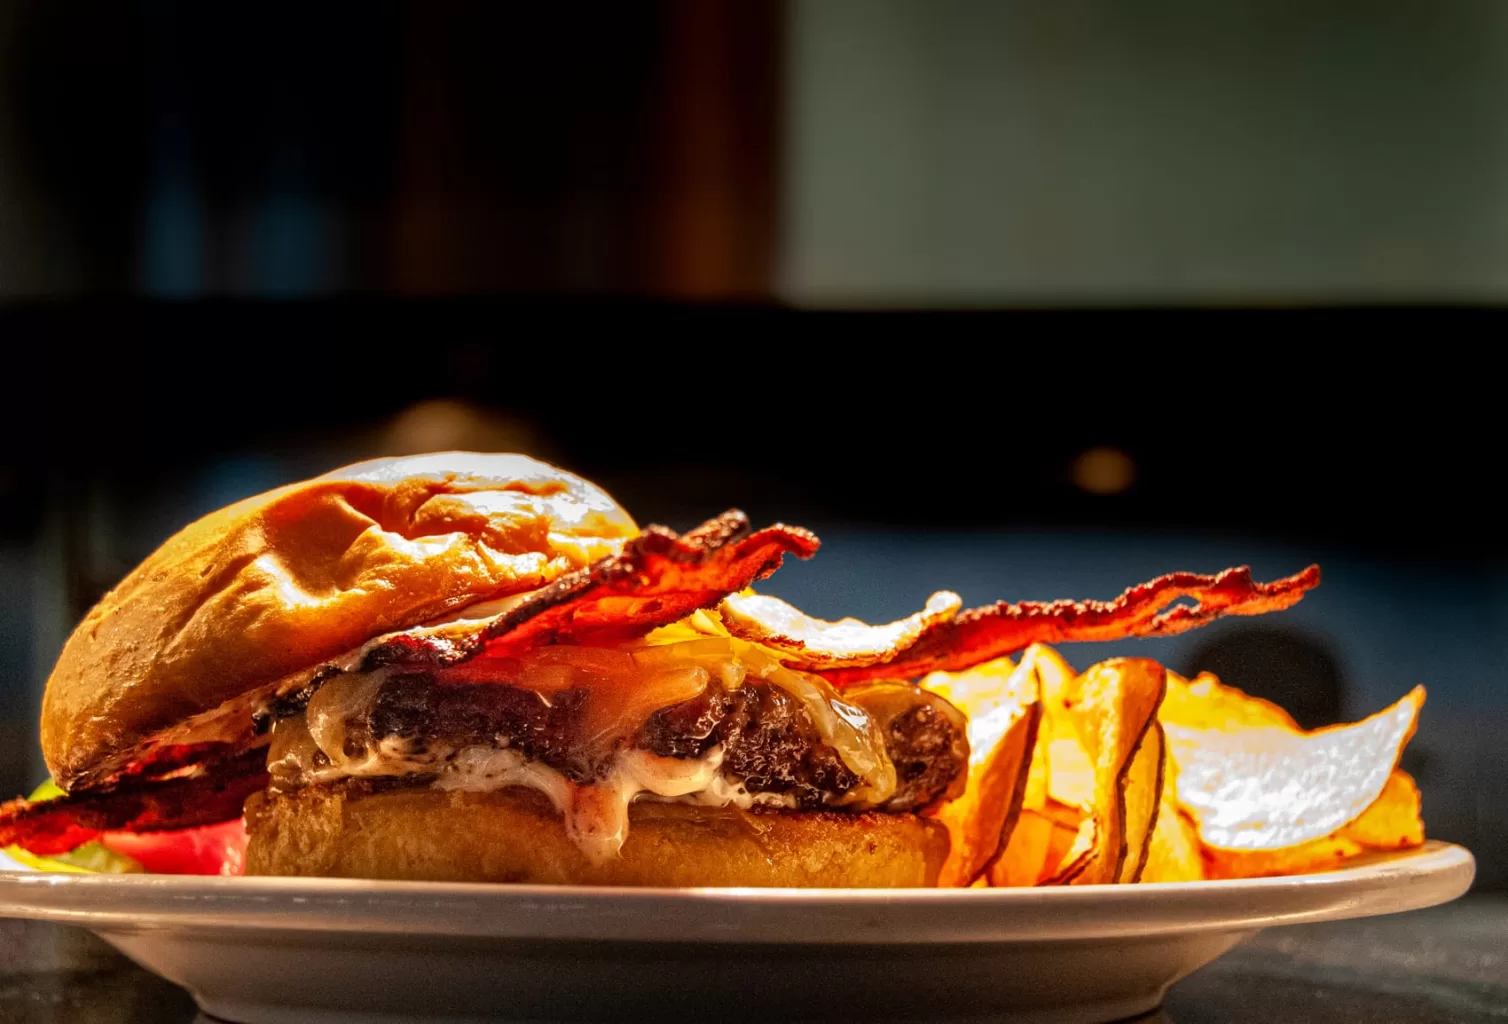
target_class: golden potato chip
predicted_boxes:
[718,590,961,669]
[1166,686,1424,853]
[1046,737,1095,809]
[923,656,1043,886]
[1015,646,1079,810]
[1050,658,1168,885]
[1117,721,1166,883]
[1142,804,1205,882]
[1203,769,1425,879]
[1203,836,1361,879]
[988,807,1055,887]
[1043,815,1097,885]
[1026,643,1077,708]
[1036,796,1086,830]
[978,645,1077,886]
[1160,671,1299,731]
[1340,770,1424,849]
[1021,645,1092,811]
[997,798,1088,886]
[1018,724,1051,813]
[1041,813,1086,881]
[1141,756,1205,883]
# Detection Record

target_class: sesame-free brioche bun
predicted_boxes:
[244,783,950,888]
[42,453,637,790]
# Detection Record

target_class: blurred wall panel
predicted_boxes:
[647,0,782,297]
[386,3,661,294]
[0,1,780,299]
[385,1,779,296]
[782,0,1508,304]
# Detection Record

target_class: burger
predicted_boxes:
[0,453,1318,887]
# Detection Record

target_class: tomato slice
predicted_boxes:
[98,818,248,876]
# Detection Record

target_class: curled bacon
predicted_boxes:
[0,747,268,855]
[821,565,1322,686]
[362,510,820,671]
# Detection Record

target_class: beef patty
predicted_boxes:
[308,673,967,812]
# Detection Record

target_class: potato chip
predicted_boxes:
[1042,815,1098,885]
[1049,658,1168,885]
[718,590,962,669]
[1036,797,1086,830]
[1160,671,1299,731]
[1118,721,1166,884]
[1042,813,1086,879]
[1340,770,1424,849]
[1000,798,1090,886]
[1203,835,1361,879]
[987,808,1055,886]
[923,656,1042,886]
[1142,804,1205,882]
[1203,769,1424,879]
[1046,737,1095,809]
[1022,645,1097,809]
[979,645,1077,886]
[1166,686,1424,854]
[1141,756,1205,883]
[1026,643,1078,708]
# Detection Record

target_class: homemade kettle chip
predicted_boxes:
[1022,644,1096,810]
[1165,686,1424,854]
[923,656,1042,886]
[1202,769,1425,879]
[1160,671,1299,731]
[987,808,1057,887]
[1140,755,1205,883]
[1050,658,1168,886]
[940,645,1078,887]
[1040,815,1098,886]
[1341,770,1425,849]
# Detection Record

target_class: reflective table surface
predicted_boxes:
[3,895,1504,1023]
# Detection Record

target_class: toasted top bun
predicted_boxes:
[42,452,637,790]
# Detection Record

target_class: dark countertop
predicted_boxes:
[3,895,1505,1023]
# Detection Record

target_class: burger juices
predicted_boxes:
[0,453,1319,887]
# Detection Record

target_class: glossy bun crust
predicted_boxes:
[42,453,637,790]
[244,784,951,888]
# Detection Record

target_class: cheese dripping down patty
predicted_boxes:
[263,613,966,864]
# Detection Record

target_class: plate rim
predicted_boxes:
[0,840,1474,946]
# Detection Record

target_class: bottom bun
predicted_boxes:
[244,783,950,887]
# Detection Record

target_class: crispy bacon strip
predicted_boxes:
[363,510,820,670]
[0,747,268,855]
[821,565,1321,686]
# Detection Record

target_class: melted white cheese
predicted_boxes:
[429,744,793,864]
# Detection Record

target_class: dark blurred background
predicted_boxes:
[2,1,1505,886]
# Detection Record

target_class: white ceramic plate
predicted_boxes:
[0,841,1474,1024]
